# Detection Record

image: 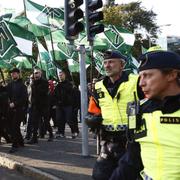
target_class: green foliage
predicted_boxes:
[103,2,158,33]
[103,1,159,57]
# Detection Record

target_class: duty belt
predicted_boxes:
[103,124,127,131]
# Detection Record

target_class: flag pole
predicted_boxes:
[23,0,27,17]
[0,68,5,84]
[46,13,58,79]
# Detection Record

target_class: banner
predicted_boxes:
[24,0,64,29]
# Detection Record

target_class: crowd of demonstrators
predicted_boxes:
[54,70,80,139]
[86,50,144,180]
[0,67,81,153]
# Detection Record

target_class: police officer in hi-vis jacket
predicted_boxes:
[86,50,144,180]
[135,50,180,180]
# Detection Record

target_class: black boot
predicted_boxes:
[47,134,54,142]
[9,147,18,153]
[27,136,38,144]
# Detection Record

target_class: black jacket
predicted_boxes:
[54,80,74,107]
[0,85,9,117]
[141,94,180,114]
[7,79,28,109]
[31,78,49,108]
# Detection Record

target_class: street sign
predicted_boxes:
[0,21,17,58]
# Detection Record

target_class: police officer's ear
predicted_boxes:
[167,70,179,82]
[177,71,180,86]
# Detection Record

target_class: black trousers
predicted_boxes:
[32,106,53,139]
[9,108,24,147]
[56,106,76,135]
[72,107,79,133]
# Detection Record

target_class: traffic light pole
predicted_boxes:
[78,44,89,157]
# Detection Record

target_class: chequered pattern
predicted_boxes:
[104,125,127,131]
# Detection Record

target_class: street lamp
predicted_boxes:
[148,24,171,48]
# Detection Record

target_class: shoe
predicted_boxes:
[18,142,25,147]
[24,135,31,141]
[56,134,65,138]
[40,135,45,138]
[47,135,54,142]
[27,138,38,144]
[72,132,79,139]
[55,131,61,135]
[9,147,18,153]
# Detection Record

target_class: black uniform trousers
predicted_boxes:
[92,130,127,180]
[109,142,143,180]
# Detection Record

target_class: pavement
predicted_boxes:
[0,124,97,180]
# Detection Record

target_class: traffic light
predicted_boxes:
[85,0,104,43]
[64,0,84,41]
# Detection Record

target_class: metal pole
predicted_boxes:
[148,35,151,48]
[78,44,89,157]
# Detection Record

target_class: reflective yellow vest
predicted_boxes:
[137,110,180,180]
[95,74,138,131]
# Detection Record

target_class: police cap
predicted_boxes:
[103,50,128,62]
[138,50,180,72]
[10,68,20,73]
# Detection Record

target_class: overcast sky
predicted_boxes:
[0,0,179,36]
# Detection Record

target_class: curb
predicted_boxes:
[0,152,62,180]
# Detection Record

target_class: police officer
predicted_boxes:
[7,68,28,153]
[134,50,180,179]
[86,50,144,180]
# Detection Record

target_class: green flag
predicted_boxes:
[0,21,19,59]
[93,50,106,75]
[3,20,35,56]
[0,60,13,69]
[103,25,135,55]
[24,0,64,29]
[44,30,77,60]
[67,59,79,73]
[11,16,50,37]
[13,56,34,69]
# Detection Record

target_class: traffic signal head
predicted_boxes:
[64,0,84,41]
[85,0,104,43]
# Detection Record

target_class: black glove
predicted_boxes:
[85,114,103,133]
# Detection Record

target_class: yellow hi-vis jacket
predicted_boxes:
[137,110,180,180]
[94,74,138,131]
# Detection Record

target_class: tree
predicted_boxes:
[103,1,158,34]
[103,1,159,57]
